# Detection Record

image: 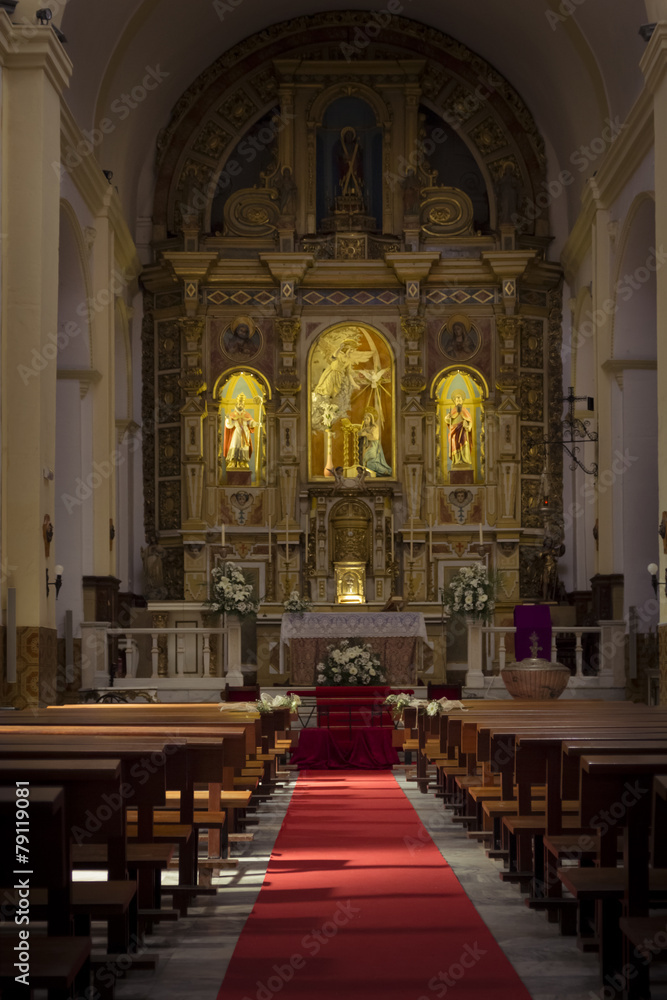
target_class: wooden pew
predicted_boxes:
[0,785,93,1000]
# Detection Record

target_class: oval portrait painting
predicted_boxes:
[439,315,480,363]
[221,315,262,362]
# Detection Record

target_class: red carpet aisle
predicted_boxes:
[216,772,533,1000]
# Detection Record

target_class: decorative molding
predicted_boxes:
[57,368,102,398]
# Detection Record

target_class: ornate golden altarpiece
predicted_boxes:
[140,12,565,682]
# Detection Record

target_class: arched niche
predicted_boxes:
[432,368,487,485]
[315,94,384,231]
[308,322,396,481]
[329,498,373,605]
[214,368,271,485]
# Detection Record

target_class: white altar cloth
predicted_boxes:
[279,612,428,682]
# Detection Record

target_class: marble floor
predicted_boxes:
[65,766,667,1000]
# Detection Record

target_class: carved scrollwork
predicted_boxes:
[521,426,545,476]
[334,527,369,563]
[420,187,474,237]
[223,188,280,238]
[521,319,544,369]
[521,479,543,528]
[401,371,427,394]
[519,373,544,422]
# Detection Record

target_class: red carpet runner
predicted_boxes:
[217,772,532,1000]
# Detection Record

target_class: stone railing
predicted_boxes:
[80,616,244,693]
[463,620,627,698]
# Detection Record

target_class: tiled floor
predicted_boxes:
[81,768,667,1000]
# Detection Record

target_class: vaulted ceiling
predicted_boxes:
[57,0,650,238]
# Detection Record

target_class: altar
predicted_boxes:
[280,612,427,685]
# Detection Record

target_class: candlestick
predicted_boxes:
[268,515,272,563]
[221,523,226,547]
[478,523,483,546]
[286,522,290,566]
[410,516,414,561]
[428,518,433,561]
[390,514,394,560]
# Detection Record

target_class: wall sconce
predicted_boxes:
[46,564,63,600]
[647,563,667,598]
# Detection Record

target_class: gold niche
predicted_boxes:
[335,563,366,605]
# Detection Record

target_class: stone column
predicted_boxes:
[0,18,71,706]
[641,25,667,697]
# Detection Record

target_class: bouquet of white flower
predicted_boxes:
[257,692,302,713]
[384,692,414,711]
[283,591,312,616]
[440,564,495,621]
[208,562,260,619]
[426,698,467,716]
[316,639,385,686]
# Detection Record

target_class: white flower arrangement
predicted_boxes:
[208,561,260,619]
[283,591,312,616]
[316,639,385,686]
[384,692,414,711]
[257,692,301,713]
[440,564,495,621]
[426,698,467,716]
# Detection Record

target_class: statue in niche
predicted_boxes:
[224,393,256,470]
[444,391,473,468]
[496,163,522,226]
[402,167,421,217]
[141,534,167,599]
[276,166,297,216]
[359,408,392,476]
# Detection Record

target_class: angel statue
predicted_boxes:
[312,328,373,418]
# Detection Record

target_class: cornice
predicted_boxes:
[0,13,71,93]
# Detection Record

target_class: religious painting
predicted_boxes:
[434,369,486,485]
[216,370,268,485]
[220,315,262,362]
[308,324,395,481]
[438,314,481,363]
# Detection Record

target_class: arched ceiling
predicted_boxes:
[54,0,649,238]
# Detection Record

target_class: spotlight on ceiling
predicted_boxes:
[639,23,657,42]
[36,7,52,23]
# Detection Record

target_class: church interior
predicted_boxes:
[2,1,667,998]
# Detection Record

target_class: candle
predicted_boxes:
[285,521,290,566]
[390,514,394,560]
[478,523,483,546]
[429,518,433,561]
[268,515,272,563]
[221,523,226,547]
[410,516,415,561]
